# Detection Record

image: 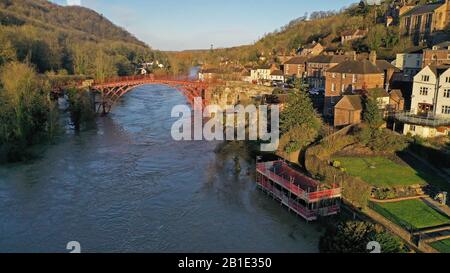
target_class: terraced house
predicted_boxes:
[398,64,450,138]
[306,54,350,91]
[400,0,450,44]
[283,56,308,78]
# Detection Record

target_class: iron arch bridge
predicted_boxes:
[78,75,212,114]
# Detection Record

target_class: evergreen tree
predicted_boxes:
[363,97,384,129]
[280,89,321,134]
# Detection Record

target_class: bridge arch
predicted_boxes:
[84,75,211,114]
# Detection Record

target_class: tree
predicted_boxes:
[0,37,16,66]
[280,90,321,134]
[320,221,405,253]
[363,97,384,129]
[0,62,59,162]
[367,24,387,50]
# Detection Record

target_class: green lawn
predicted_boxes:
[374,200,450,230]
[430,239,450,253]
[335,156,439,187]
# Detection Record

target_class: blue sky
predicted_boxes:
[50,0,358,51]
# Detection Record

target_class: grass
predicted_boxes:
[430,239,450,253]
[335,156,441,187]
[373,199,450,230]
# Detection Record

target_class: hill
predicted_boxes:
[0,0,168,77]
[167,0,447,73]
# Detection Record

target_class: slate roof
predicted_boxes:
[308,55,350,64]
[284,56,309,65]
[429,65,450,77]
[327,60,383,74]
[336,95,363,110]
[402,3,444,17]
[376,60,401,72]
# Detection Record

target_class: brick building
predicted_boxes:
[324,58,385,117]
[400,1,450,44]
[306,54,351,90]
[423,41,450,67]
[283,56,308,77]
[298,42,324,56]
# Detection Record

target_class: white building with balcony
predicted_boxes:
[400,65,450,138]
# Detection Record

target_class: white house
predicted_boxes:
[401,65,450,138]
[250,64,276,83]
[393,49,423,81]
[198,68,221,81]
[270,70,285,82]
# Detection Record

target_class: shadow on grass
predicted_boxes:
[396,150,450,193]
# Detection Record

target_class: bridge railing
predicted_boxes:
[92,74,196,86]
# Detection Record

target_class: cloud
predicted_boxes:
[67,0,81,6]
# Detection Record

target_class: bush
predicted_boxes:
[320,221,405,253]
[355,125,408,153]
[0,62,59,162]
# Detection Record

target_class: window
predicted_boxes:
[420,87,429,96]
[448,54,450,60]
[446,77,450,83]
[341,84,345,92]
[422,75,430,82]
[442,106,450,115]
[342,73,346,79]
[331,83,335,92]
[444,89,450,98]
[352,74,357,83]
[416,61,421,67]
[332,73,336,78]
[410,125,416,132]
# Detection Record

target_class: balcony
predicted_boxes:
[393,112,450,127]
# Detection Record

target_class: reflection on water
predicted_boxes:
[0,85,322,253]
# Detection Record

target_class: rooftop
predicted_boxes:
[308,54,350,64]
[270,70,284,76]
[429,64,450,77]
[376,60,401,72]
[327,60,383,74]
[284,56,309,65]
[336,95,363,110]
[402,3,444,17]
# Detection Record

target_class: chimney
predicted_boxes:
[369,51,377,65]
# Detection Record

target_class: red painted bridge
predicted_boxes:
[78,75,213,114]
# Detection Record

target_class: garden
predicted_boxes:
[430,239,450,253]
[370,199,450,231]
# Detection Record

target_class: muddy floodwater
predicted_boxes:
[0,85,322,253]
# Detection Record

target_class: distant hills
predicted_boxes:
[0,0,168,78]
[167,1,448,72]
